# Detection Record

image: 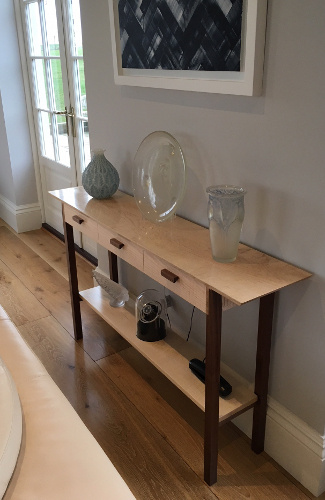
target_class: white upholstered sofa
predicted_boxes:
[0,305,135,499]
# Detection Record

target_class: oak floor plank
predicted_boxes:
[18,316,219,500]
[0,219,94,291]
[98,349,206,472]
[0,258,49,325]
[0,226,128,360]
[79,301,130,360]
[17,227,95,291]
[0,226,79,298]
[0,226,52,275]
[118,345,206,436]
[98,349,310,500]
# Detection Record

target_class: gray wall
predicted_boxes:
[80,0,325,435]
[0,0,37,206]
[0,92,15,203]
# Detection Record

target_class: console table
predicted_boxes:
[50,186,311,485]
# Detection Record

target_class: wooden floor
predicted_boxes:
[0,219,322,500]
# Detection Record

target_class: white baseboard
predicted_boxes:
[233,397,325,497]
[0,194,42,233]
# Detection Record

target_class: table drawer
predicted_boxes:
[64,205,98,240]
[98,224,143,272]
[144,252,207,313]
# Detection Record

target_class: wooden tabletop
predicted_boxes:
[50,187,312,305]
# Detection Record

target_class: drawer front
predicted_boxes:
[98,224,143,272]
[144,252,207,313]
[64,205,98,240]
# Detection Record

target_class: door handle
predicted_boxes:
[53,106,76,137]
[67,106,76,137]
[54,106,70,136]
[53,107,67,115]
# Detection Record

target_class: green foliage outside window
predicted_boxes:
[44,45,86,126]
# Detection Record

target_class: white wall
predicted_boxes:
[80,0,325,443]
[0,92,15,203]
[0,0,38,207]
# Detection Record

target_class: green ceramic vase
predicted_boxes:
[82,149,119,199]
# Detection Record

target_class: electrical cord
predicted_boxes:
[164,288,172,330]
[186,305,196,341]
[163,288,195,342]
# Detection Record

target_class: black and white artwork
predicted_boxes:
[118,0,243,72]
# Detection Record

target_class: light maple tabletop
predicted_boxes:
[50,186,312,305]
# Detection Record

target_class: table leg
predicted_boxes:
[63,219,83,340]
[251,292,275,453]
[204,289,222,485]
[108,251,118,283]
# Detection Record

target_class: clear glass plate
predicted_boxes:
[132,131,186,223]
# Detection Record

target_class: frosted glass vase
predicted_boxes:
[207,185,246,263]
[82,149,119,199]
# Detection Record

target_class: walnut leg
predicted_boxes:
[204,290,222,485]
[251,292,275,453]
[63,219,82,340]
[108,250,118,283]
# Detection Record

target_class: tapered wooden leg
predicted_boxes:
[63,220,83,340]
[108,251,118,283]
[204,290,222,485]
[251,292,275,453]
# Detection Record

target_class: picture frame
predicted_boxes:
[108,0,268,96]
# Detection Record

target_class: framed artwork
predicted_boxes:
[108,0,268,96]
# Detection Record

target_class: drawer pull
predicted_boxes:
[72,215,84,225]
[161,269,179,283]
[110,238,124,250]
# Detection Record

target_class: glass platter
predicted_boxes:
[132,131,186,223]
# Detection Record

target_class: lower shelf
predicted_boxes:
[79,286,257,422]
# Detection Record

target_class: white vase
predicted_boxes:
[207,185,246,263]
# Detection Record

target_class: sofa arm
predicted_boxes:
[0,306,135,500]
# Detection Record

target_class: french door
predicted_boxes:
[20,0,95,254]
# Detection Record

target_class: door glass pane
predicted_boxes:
[26,3,44,56]
[70,0,83,56]
[43,0,60,57]
[50,59,64,111]
[39,111,54,159]
[57,116,70,166]
[34,59,49,109]
[81,121,90,168]
[81,94,87,118]
[77,60,86,117]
